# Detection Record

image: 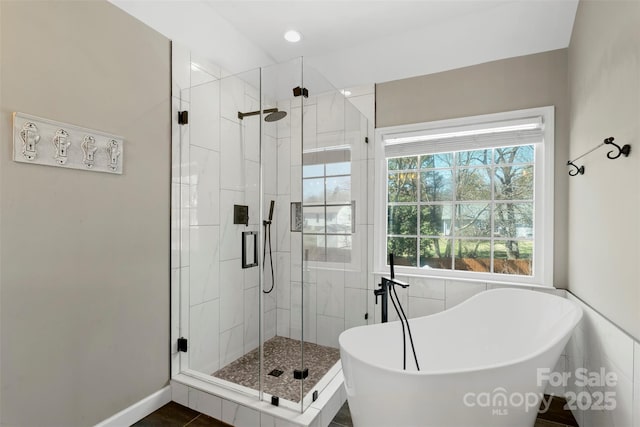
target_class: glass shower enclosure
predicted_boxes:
[175,56,370,412]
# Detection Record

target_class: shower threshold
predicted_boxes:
[213,336,340,403]
[171,359,346,427]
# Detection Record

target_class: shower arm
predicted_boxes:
[237,108,278,120]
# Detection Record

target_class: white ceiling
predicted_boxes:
[111,0,578,89]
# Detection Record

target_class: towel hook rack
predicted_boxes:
[567,136,630,176]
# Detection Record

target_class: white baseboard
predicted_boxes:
[94,386,171,427]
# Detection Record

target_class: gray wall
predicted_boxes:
[568,0,640,341]
[376,49,570,288]
[0,1,171,425]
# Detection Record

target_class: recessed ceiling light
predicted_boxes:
[341,90,352,97]
[284,30,302,43]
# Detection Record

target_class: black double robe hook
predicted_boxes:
[603,137,631,159]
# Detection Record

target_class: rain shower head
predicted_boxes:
[264,110,287,122]
[237,108,287,122]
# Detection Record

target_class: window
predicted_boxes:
[375,107,554,285]
[302,148,353,262]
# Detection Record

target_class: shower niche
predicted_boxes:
[171,52,372,416]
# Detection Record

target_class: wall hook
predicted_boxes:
[603,137,631,159]
[567,160,585,176]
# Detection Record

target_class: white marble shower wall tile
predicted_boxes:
[220,324,244,367]
[405,276,445,300]
[346,92,375,124]
[221,74,245,123]
[290,281,317,342]
[344,287,368,330]
[172,96,190,184]
[316,92,345,134]
[190,80,220,152]
[316,269,345,318]
[276,99,291,138]
[189,225,220,306]
[277,138,291,195]
[263,135,278,195]
[222,400,260,427]
[189,299,220,374]
[290,234,302,282]
[172,43,190,101]
[275,252,291,308]
[298,105,318,153]
[275,196,291,252]
[244,286,259,353]
[244,264,259,290]
[264,308,277,341]
[264,283,277,312]
[188,388,223,421]
[290,166,302,200]
[580,302,634,427]
[316,315,344,349]
[444,280,487,309]
[220,119,244,191]
[277,308,291,338]
[344,269,367,290]
[190,147,220,226]
[219,259,244,331]
[408,297,445,319]
[219,190,245,261]
[243,118,260,163]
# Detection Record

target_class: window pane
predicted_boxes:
[302,206,325,233]
[420,153,452,169]
[494,240,532,275]
[388,156,417,171]
[388,205,417,235]
[453,239,491,272]
[494,203,533,239]
[326,176,351,203]
[304,234,325,262]
[494,145,534,165]
[303,178,324,204]
[326,162,350,176]
[454,203,491,238]
[420,205,452,236]
[420,170,453,201]
[420,238,452,270]
[387,236,417,267]
[456,167,491,200]
[495,165,533,200]
[456,149,491,166]
[303,164,324,178]
[327,205,352,233]
[388,172,418,202]
[326,235,352,262]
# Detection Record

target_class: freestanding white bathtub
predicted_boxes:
[339,288,582,427]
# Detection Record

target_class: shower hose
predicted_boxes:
[263,218,275,294]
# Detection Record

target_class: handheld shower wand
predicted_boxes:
[263,200,275,294]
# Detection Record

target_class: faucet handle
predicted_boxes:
[373,287,385,304]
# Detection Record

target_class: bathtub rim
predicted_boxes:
[339,288,582,377]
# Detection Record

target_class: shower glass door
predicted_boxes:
[299,62,371,411]
[183,66,263,399]
[178,54,370,413]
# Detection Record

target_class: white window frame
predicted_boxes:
[374,106,554,286]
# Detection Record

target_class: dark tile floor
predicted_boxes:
[136,395,578,427]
